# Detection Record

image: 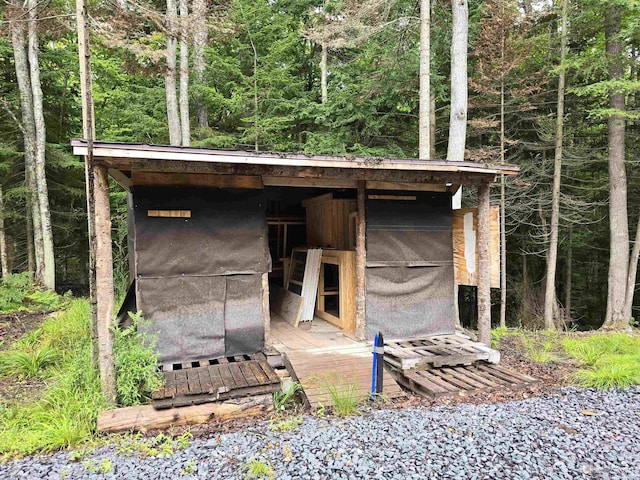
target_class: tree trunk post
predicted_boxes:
[355,181,366,341]
[166,0,181,146]
[419,0,430,159]
[262,272,271,348]
[477,183,491,346]
[179,0,190,146]
[320,43,328,104]
[94,165,117,406]
[0,186,8,277]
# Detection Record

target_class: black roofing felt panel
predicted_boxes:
[133,187,270,277]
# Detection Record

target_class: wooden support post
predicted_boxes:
[95,165,117,405]
[477,183,491,346]
[355,181,366,340]
[262,272,271,348]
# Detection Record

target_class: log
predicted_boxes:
[97,395,273,434]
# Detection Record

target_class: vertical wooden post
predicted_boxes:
[95,165,117,405]
[77,0,116,406]
[262,272,271,349]
[355,181,366,340]
[477,183,491,346]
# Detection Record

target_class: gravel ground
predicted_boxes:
[3,387,639,480]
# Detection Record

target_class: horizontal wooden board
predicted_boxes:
[147,209,191,218]
[133,171,263,189]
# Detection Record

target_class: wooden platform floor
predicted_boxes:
[152,353,281,410]
[271,315,404,408]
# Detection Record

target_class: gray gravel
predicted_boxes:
[2,387,639,480]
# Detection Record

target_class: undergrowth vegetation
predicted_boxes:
[0,273,68,313]
[492,327,640,390]
[0,300,162,457]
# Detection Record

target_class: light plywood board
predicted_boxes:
[300,248,322,321]
[452,206,500,288]
[273,290,304,327]
[133,172,263,189]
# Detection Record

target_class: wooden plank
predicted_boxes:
[440,367,491,390]
[263,177,356,189]
[238,362,260,387]
[428,369,478,390]
[474,364,521,385]
[301,193,334,207]
[227,363,249,389]
[147,209,191,218]
[99,395,274,433]
[300,248,322,322]
[366,181,448,192]
[450,366,501,388]
[133,171,263,189]
[175,370,189,397]
[217,364,235,392]
[367,194,417,201]
[186,369,203,395]
[273,290,304,327]
[355,181,366,340]
[488,364,538,383]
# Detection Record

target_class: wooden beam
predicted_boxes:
[132,172,263,189]
[263,176,356,189]
[262,273,271,348]
[108,168,132,191]
[97,395,273,433]
[477,183,491,347]
[366,181,448,192]
[367,195,417,201]
[95,165,117,404]
[355,181,366,341]
[98,158,496,186]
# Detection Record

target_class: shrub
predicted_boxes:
[0,348,58,378]
[113,311,163,406]
[0,272,67,314]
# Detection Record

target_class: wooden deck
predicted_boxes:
[152,353,281,410]
[271,315,404,408]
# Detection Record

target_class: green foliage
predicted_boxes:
[518,336,557,364]
[83,458,113,474]
[269,415,303,433]
[0,347,58,378]
[113,311,163,407]
[0,273,67,314]
[327,383,362,417]
[112,430,192,458]
[0,301,105,457]
[241,458,274,480]
[272,381,301,412]
[574,355,640,390]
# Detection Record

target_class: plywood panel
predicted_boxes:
[452,206,500,288]
[304,194,356,250]
[133,172,263,189]
[272,290,304,327]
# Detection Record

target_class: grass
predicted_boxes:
[563,333,640,389]
[0,299,163,458]
[241,458,274,480]
[327,382,362,416]
[269,415,303,433]
[272,381,301,412]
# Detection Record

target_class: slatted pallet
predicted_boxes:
[384,334,500,370]
[152,353,281,410]
[387,362,537,399]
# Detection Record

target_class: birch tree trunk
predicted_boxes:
[499,32,506,328]
[419,0,430,159]
[0,186,8,277]
[623,216,640,321]
[27,0,55,290]
[166,0,181,145]
[565,227,572,322]
[543,0,568,330]
[192,0,208,131]
[447,0,468,210]
[10,1,42,280]
[179,0,190,146]
[603,5,629,329]
[320,43,328,104]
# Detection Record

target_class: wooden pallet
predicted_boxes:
[384,334,500,370]
[387,363,537,399]
[152,353,281,410]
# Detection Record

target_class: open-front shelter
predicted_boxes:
[72,140,517,383]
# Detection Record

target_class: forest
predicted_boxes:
[0,0,639,330]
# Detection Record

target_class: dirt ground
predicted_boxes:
[0,311,51,406]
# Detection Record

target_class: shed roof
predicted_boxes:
[71,140,518,191]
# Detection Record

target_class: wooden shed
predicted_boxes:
[73,140,518,410]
